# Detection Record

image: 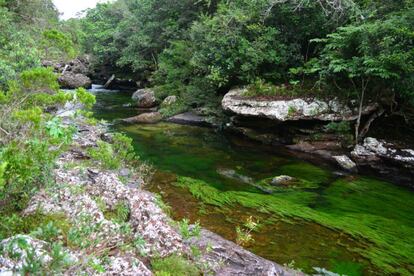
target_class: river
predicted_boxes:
[91,85,414,275]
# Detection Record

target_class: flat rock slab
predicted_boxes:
[121,112,162,124]
[167,112,210,127]
[222,88,377,122]
[187,229,302,276]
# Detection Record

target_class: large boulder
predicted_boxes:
[132,88,157,108]
[65,57,90,75]
[121,112,162,124]
[42,57,90,75]
[58,72,92,89]
[222,88,378,122]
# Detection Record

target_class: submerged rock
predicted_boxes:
[333,155,358,172]
[58,72,92,89]
[122,112,162,124]
[286,141,340,160]
[217,168,254,184]
[255,172,321,193]
[222,88,377,122]
[271,175,295,186]
[132,88,157,108]
[167,112,210,127]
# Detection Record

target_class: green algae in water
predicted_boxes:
[92,91,414,275]
[120,123,287,192]
[120,122,414,274]
[175,175,414,275]
[277,162,331,185]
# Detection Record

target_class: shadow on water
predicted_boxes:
[92,88,414,275]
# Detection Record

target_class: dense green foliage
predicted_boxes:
[1,0,414,274]
[0,68,95,210]
[82,0,414,122]
[0,1,88,210]
[0,0,85,212]
[0,0,79,88]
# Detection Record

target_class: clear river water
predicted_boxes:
[91,85,414,275]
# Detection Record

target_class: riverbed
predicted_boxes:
[91,86,414,275]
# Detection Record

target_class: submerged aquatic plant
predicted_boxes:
[174,175,414,275]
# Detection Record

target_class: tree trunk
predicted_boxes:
[354,77,370,144]
[104,74,116,89]
[359,107,385,139]
[354,88,365,143]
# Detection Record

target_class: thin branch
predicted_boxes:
[0,126,9,136]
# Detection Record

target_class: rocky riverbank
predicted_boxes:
[220,88,414,187]
[116,85,414,187]
[43,57,92,89]
[0,103,299,275]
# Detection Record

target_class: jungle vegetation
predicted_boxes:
[80,0,414,141]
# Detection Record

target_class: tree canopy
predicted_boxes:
[80,0,414,121]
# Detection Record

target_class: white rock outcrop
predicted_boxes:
[222,88,377,121]
[352,137,414,167]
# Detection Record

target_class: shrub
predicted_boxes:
[243,79,279,97]
[75,88,96,109]
[159,100,188,118]
[112,133,136,163]
[20,67,59,94]
[0,68,90,210]
[88,133,137,170]
[0,213,71,240]
[178,219,201,239]
[42,29,77,60]
[151,255,199,276]
[104,201,130,223]
[88,141,119,169]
